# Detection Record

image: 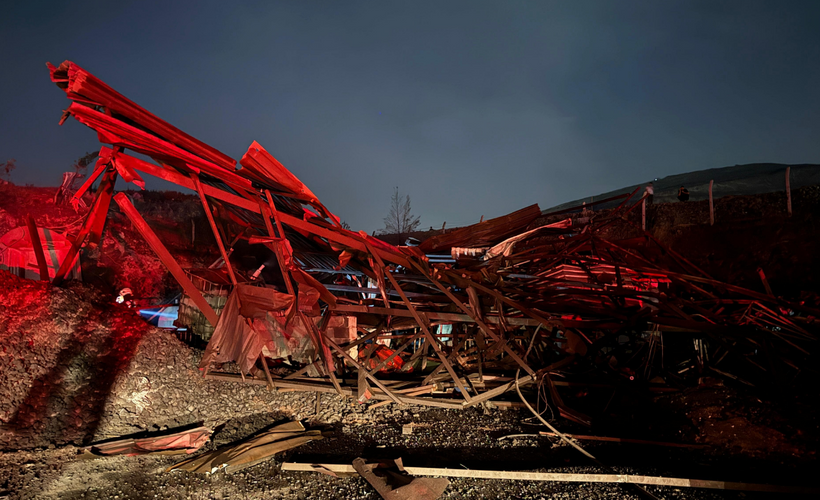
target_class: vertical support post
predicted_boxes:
[52,168,118,286]
[113,193,219,326]
[786,167,792,216]
[641,199,646,231]
[757,267,774,297]
[87,169,118,247]
[709,180,715,226]
[258,352,275,390]
[263,190,296,297]
[26,215,50,282]
[192,174,237,285]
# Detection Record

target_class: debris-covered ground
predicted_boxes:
[1,269,817,499]
[0,51,818,500]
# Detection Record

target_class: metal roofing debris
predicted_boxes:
[46,60,818,424]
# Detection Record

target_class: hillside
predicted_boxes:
[544,162,820,213]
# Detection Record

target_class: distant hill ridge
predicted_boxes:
[543,163,820,213]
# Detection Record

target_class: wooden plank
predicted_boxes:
[464,374,535,407]
[203,372,464,408]
[537,432,705,449]
[25,215,50,281]
[193,174,237,285]
[113,193,218,325]
[280,463,820,494]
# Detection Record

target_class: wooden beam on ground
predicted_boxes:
[203,372,464,408]
[280,463,820,494]
[537,432,706,449]
[464,374,536,407]
[25,215,50,281]
[113,193,218,325]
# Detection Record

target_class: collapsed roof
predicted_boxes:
[47,60,818,420]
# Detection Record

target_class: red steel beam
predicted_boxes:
[113,193,219,325]
[112,150,412,268]
[26,215,50,281]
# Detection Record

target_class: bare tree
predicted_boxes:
[73,151,99,177]
[382,187,420,244]
[1,159,16,182]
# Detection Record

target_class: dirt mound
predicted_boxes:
[0,271,338,451]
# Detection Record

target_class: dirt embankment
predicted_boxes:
[0,271,339,452]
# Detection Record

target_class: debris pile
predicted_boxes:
[41,60,818,428]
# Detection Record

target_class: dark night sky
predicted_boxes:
[2,1,819,232]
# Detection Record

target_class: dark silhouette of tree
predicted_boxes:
[73,151,99,177]
[381,187,420,244]
[1,159,16,182]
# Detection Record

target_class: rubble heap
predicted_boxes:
[37,60,818,427]
[0,271,351,451]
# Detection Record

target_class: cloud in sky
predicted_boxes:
[1,1,819,231]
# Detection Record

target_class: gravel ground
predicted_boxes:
[2,395,814,499]
[0,431,794,500]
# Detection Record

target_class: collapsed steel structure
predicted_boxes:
[47,61,817,423]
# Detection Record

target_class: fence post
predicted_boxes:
[709,180,714,226]
[786,167,792,216]
[642,198,646,231]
